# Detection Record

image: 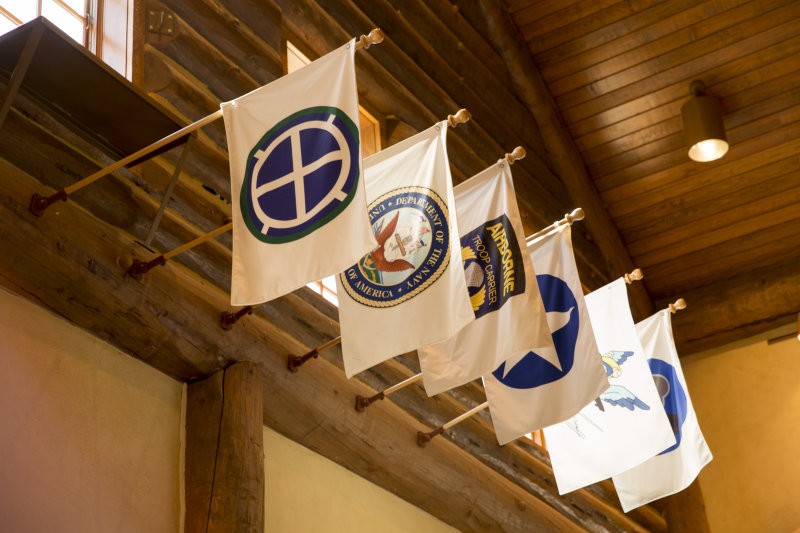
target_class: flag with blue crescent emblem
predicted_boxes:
[482,224,608,445]
[612,309,712,512]
[416,160,555,396]
[543,278,676,495]
[222,40,376,305]
[336,122,475,378]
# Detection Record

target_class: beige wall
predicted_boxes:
[0,287,182,532]
[682,323,800,533]
[263,426,458,533]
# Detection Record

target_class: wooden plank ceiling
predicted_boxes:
[504,0,800,351]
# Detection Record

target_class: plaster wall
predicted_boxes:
[682,324,800,533]
[0,287,182,532]
[263,426,458,533]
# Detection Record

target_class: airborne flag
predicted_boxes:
[222,40,376,305]
[543,278,676,495]
[417,160,553,396]
[483,224,609,445]
[336,122,474,378]
[612,309,712,512]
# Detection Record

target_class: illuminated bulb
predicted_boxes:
[688,138,729,162]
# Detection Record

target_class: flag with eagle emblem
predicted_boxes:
[416,160,554,396]
[336,122,474,378]
[612,309,712,512]
[543,278,676,494]
[222,40,376,305]
[482,224,608,445]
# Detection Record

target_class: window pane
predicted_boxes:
[0,14,17,36]
[42,0,84,44]
[1,0,37,23]
[62,0,86,14]
[286,40,310,73]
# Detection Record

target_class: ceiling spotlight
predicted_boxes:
[681,80,728,162]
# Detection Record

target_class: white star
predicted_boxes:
[499,307,574,378]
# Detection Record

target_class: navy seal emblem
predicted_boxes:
[461,214,525,319]
[339,186,450,308]
[240,106,360,243]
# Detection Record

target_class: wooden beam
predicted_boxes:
[275,0,612,287]
[185,361,265,533]
[0,159,628,533]
[664,256,800,355]
[664,479,710,533]
[478,0,655,321]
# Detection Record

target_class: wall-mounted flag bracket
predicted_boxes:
[417,401,489,448]
[355,373,422,411]
[123,221,232,279]
[287,336,342,373]
[220,305,255,330]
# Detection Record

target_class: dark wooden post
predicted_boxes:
[185,361,264,533]
[664,478,711,533]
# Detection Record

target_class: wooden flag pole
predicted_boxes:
[447,108,471,127]
[29,111,223,216]
[669,298,687,314]
[525,207,585,243]
[624,268,643,284]
[354,28,384,50]
[417,402,489,447]
[125,221,232,279]
[355,372,423,411]
[287,336,342,372]
[504,146,526,165]
[29,28,385,217]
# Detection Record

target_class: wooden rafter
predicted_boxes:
[478,0,654,320]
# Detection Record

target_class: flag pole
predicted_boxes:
[526,207,584,243]
[623,268,643,284]
[417,401,489,447]
[355,372,423,411]
[668,298,687,314]
[287,336,342,372]
[123,221,232,279]
[504,146,526,165]
[29,28,386,217]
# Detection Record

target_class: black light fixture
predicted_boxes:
[681,80,728,162]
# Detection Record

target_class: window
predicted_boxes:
[0,0,132,78]
[1,1,90,47]
[287,39,382,307]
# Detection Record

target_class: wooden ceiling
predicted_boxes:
[504,0,800,350]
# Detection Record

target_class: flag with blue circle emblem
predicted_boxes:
[612,309,712,512]
[482,224,609,445]
[336,122,474,378]
[416,160,555,397]
[222,40,376,305]
[543,278,676,495]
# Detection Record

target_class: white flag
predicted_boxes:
[612,309,712,512]
[483,224,608,445]
[417,161,554,396]
[543,278,676,494]
[222,40,375,305]
[336,122,474,378]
